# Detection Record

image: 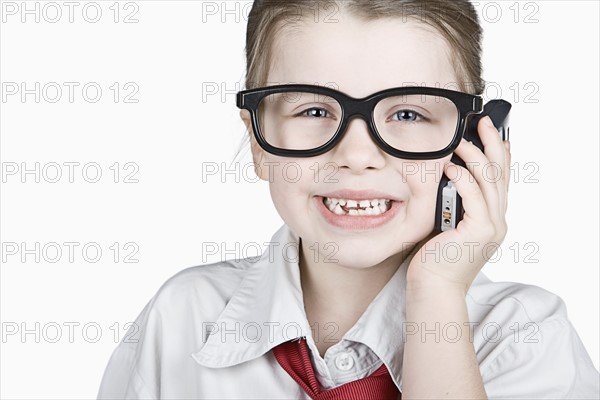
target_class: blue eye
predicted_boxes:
[393,110,420,122]
[303,108,329,118]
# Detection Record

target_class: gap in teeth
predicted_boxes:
[323,197,392,216]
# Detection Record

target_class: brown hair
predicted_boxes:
[244,0,484,94]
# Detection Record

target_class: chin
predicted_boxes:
[324,243,400,269]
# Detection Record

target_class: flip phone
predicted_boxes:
[434,99,512,232]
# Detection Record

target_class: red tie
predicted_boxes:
[272,337,401,399]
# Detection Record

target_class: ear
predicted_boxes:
[240,109,269,181]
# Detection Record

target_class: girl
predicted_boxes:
[98,1,600,398]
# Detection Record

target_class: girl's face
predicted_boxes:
[244,13,460,269]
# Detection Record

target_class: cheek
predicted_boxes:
[407,175,439,198]
[403,161,447,215]
[267,161,317,218]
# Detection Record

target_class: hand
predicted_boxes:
[407,116,512,293]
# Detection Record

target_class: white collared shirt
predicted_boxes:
[97,224,600,399]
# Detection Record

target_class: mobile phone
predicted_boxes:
[435,99,512,232]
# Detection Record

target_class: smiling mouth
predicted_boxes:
[322,197,393,216]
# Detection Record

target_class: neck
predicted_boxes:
[298,240,413,356]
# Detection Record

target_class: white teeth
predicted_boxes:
[358,200,370,208]
[323,196,393,217]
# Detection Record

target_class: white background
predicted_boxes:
[1,1,598,398]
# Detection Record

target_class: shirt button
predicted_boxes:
[334,352,355,371]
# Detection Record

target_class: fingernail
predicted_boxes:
[483,116,494,128]
[445,162,458,181]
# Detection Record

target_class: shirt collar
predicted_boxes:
[193,224,312,367]
[193,224,415,388]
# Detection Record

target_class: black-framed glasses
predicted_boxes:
[237,84,484,160]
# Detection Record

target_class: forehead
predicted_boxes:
[268,13,459,97]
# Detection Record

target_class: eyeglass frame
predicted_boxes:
[236,84,484,160]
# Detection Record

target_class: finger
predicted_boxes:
[478,116,505,160]
[477,116,509,211]
[478,116,507,182]
[504,140,511,192]
[444,162,491,229]
[453,138,500,216]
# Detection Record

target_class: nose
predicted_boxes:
[328,117,386,173]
